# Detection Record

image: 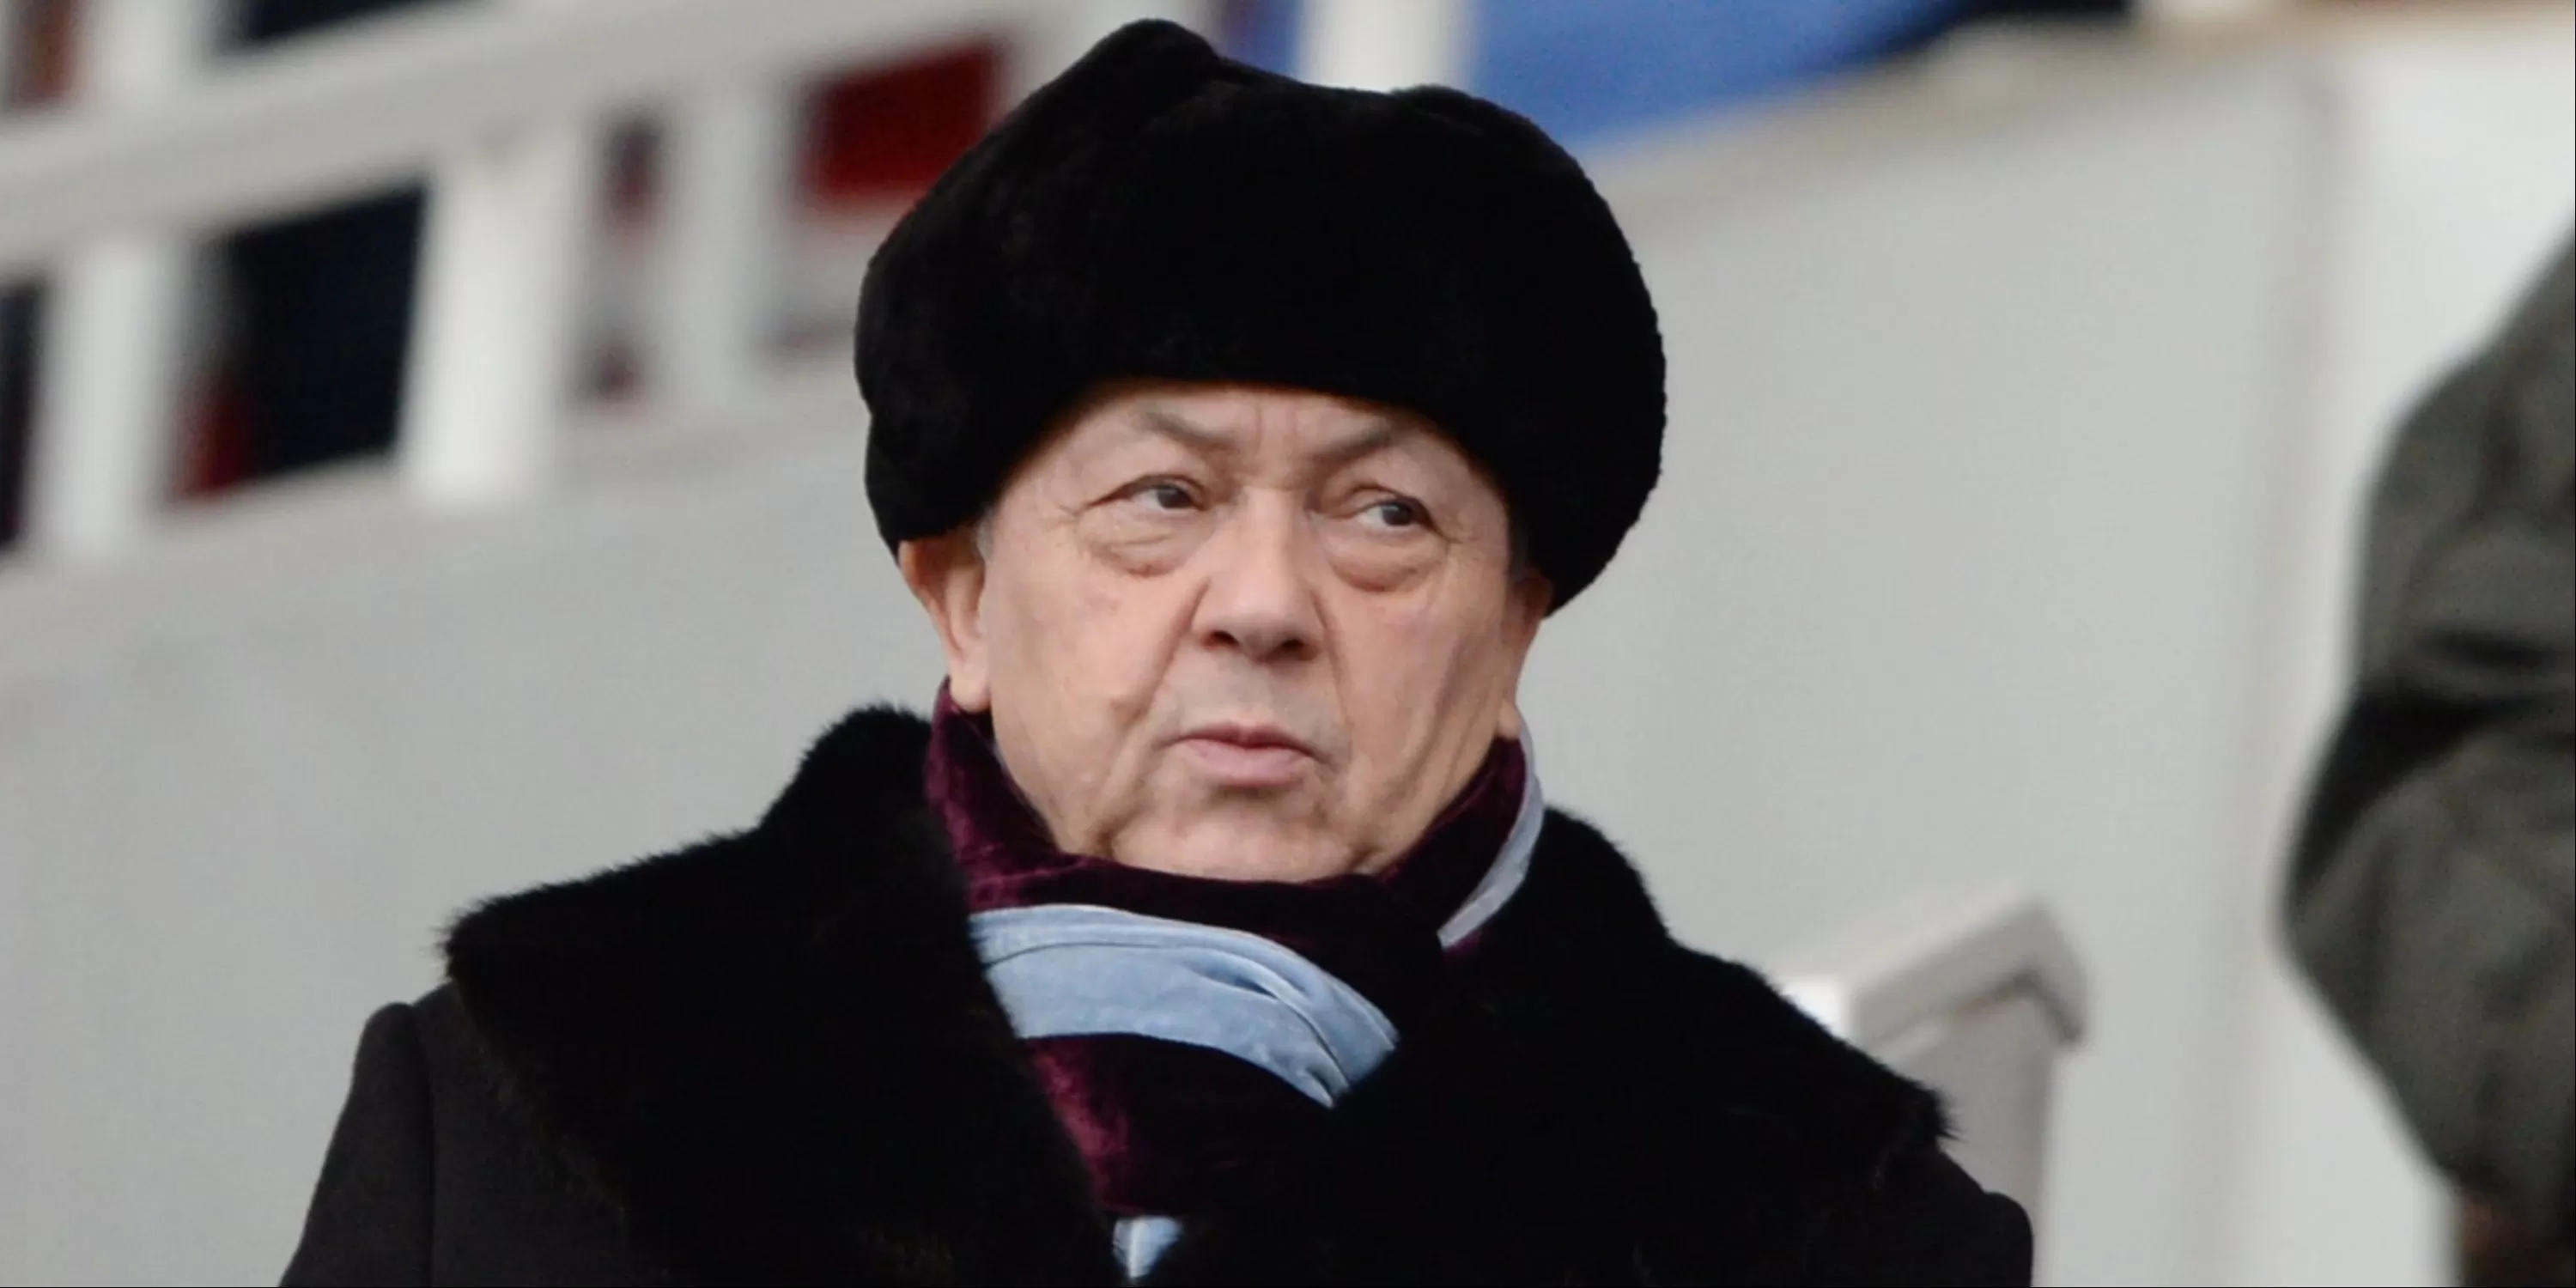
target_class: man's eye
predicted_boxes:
[1363,498,1425,529]
[1125,481,1198,511]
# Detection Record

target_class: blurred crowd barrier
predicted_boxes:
[0,2,2569,1285]
[0,0,2128,557]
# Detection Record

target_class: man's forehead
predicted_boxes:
[1070,385,1438,468]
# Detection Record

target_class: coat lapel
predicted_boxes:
[442,708,1121,1285]
[442,708,1946,1285]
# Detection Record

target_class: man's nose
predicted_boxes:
[1192,498,1323,664]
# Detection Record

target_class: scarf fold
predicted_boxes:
[925,693,1540,1271]
[973,904,1400,1105]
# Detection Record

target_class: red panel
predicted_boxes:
[799,43,1002,208]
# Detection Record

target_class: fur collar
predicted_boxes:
[443,708,1948,1285]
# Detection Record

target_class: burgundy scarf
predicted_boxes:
[925,695,1528,1220]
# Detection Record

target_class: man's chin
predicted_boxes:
[1109,817,1359,884]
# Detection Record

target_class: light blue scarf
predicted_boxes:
[968,747,1547,1279]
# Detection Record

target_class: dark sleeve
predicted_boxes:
[282,1003,434,1285]
[1815,1146,2034,1287]
[2287,240,2574,1235]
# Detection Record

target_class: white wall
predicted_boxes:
[2215,11,2576,1285]
[0,393,942,1282]
[1567,58,2333,1285]
[2,15,2569,1285]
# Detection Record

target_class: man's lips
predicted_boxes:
[1176,725,1316,787]
[1182,724,1315,755]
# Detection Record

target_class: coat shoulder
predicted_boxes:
[1627,921,2033,1283]
[283,1003,433,1285]
[443,704,939,977]
[1510,811,1957,1182]
[423,703,1115,1284]
[439,705,951,1060]
[1326,810,2032,1284]
[283,993,659,1285]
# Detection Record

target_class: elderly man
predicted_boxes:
[284,22,2030,1285]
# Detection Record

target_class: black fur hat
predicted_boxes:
[856,20,1663,609]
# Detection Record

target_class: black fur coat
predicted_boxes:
[283,708,2032,1285]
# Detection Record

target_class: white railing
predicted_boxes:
[18,2,218,558]
[0,0,1464,559]
[0,0,2295,563]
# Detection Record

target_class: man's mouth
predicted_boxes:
[1175,724,1316,788]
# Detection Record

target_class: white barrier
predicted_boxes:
[0,0,1274,545]
[21,0,216,557]
[1299,0,1468,91]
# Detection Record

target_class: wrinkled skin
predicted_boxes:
[902,380,1550,881]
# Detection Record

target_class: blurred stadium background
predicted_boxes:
[0,1,2567,1283]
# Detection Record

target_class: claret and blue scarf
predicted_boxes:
[301,696,2020,1283]
[925,696,1545,1278]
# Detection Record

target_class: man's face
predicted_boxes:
[902,381,1549,881]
